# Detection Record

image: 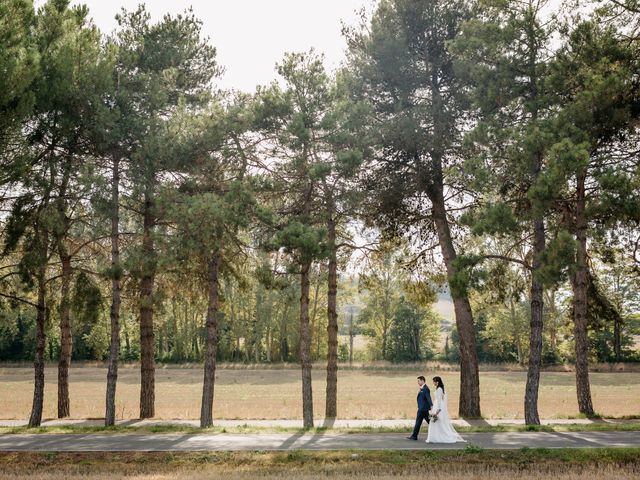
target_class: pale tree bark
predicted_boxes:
[545,289,559,353]
[509,297,524,366]
[381,279,390,360]
[613,316,622,362]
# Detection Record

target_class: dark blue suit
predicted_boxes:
[410,384,433,439]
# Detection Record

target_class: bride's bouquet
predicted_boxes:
[429,412,439,423]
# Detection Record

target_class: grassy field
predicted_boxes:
[0,366,638,420]
[1,450,639,480]
[2,422,640,435]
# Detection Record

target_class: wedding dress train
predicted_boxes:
[426,387,466,443]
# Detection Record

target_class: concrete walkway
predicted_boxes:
[0,418,636,429]
[0,431,639,451]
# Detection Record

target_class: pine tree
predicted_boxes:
[345,0,482,417]
[1,0,112,425]
[256,51,336,427]
[0,0,37,154]
[31,0,112,419]
[452,0,564,424]
[111,6,220,418]
[318,71,368,419]
[546,15,640,415]
[161,96,264,427]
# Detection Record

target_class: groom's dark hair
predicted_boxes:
[417,376,426,382]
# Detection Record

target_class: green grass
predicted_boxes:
[2,448,639,480]
[2,448,640,466]
[1,422,639,435]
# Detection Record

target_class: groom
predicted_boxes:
[407,375,432,440]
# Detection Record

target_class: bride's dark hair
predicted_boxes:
[433,376,445,394]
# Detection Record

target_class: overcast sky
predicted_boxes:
[63,0,373,93]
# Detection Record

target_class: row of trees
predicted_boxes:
[344,0,639,423]
[4,240,635,365]
[3,258,637,366]
[1,0,638,428]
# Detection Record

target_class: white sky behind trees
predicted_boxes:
[64,0,372,93]
[58,0,572,93]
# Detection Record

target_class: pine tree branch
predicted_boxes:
[0,292,38,308]
[481,254,531,270]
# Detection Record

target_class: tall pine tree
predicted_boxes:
[345,0,482,417]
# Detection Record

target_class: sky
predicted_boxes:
[64,0,373,93]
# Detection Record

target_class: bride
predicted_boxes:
[426,376,466,444]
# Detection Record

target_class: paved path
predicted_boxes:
[0,431,639,451]
[1,418,636,429]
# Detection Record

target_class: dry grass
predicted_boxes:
[0,450,639,480]
[0,366,638,420]
[2,469,638,480]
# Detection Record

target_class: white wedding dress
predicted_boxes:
[426,387,466,443]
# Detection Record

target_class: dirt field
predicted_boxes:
[0,366,638,420]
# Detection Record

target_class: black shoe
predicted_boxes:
[406,436,417,440]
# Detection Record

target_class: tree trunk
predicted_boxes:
[310,267,321,360]
[526,216,545,425]
[381,289,389,361]
[509,298,523,366]
[139,192,155,419]
[200,252,223,427]
[571,170,594,416]
[425,51,480,417]
[57,251,72,418]
[55,166,72,419]
[29,229,48,428]
[280,303,289,362]
[123,313,131,358]
[325,208,338,419]
[348,312,354,365]
[546,289,558,353]
[300,260,314,428]
[106,156,121,426]
[523,20,546,426]
[430,189,481,418]
[613,317,622,362]
[266,325,272,363]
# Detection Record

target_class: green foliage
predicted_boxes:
[387,298,423,362]
[536,231,576,287]
[257,50,353,273]
[0,0,638,370]
[272,222,328,267]
[462,203,520,237]
[357,242,442,362]
[0,0,38,150]
[387,297,440,362]
[345,0,473,236]
[0,306,35,360]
